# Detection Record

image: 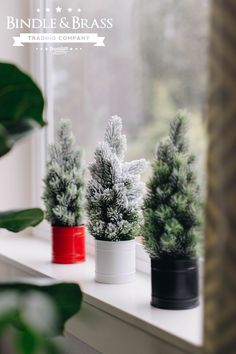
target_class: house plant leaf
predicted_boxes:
[0,209,44,232]
[0,281,82,335]
[0,63,45,157]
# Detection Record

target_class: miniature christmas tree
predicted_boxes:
[86,116,147,241]
[43,119,84,226]
[142,111,201,259]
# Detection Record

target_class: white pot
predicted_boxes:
[95,239,136,284]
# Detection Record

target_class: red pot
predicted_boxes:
[52,225,86,264]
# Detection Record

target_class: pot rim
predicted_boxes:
[151,257,199,271]
[52,224,85,229]
[95,239,135,244]
[151,257,198,262]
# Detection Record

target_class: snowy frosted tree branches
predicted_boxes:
[86,116,147,241]
[43,119,85,226]
[142,111,202,259]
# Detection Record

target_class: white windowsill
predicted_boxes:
[0,232,203,354]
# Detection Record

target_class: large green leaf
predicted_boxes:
[0,209,44,232]
[0,63,46,157]
[0,124,12,156]
[0,281,82,336]
[0,63,45,125]
[16,330,38,354]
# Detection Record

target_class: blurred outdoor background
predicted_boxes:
[48,0,210,189]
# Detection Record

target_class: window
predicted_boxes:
[32,0,210,270]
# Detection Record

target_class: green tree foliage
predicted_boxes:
[86,116,147,241]
[142,111,201,259]
[43,119,85,226]
[139,0,209,116]
[129,0,208,183]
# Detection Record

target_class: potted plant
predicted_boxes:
[142,111,202,309]
[86,116,146,283]
[43,119,85,264]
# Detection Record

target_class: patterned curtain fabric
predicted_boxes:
[204,0,236,353]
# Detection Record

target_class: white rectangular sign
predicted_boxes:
[13,33,105,47]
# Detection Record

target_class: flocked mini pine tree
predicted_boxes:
[142,111,201,259]
[86,116,147,241]
[43,119,84,227]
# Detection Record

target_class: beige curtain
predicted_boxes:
[204,0,236,353]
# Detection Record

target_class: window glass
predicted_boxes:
[47,0,209,186]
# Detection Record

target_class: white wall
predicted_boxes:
[0,0,33,210]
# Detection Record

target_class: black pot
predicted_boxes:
[151,258,199,310]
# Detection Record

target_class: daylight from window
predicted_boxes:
[48,0,209,188]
